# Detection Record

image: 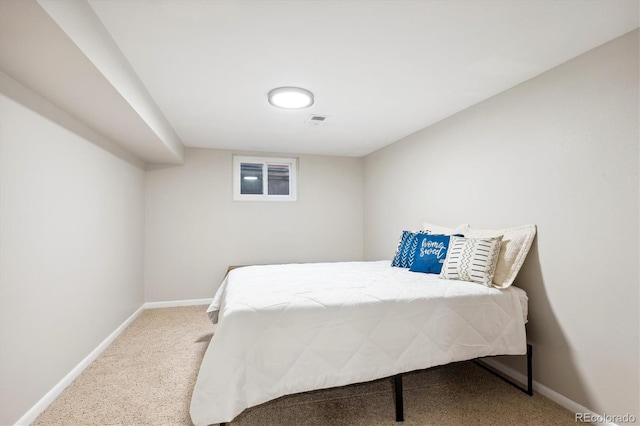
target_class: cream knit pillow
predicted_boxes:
[440,235,503,286]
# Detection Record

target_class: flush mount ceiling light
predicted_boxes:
[268,87,314,109]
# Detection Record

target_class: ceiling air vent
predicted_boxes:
[305,115,328,126]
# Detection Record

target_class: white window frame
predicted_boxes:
[233,155,298,202]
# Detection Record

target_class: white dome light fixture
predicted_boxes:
[268,87,314,109]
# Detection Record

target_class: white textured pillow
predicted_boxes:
[440,236,503,286]
[422,222,470,235]
[466,224,537,288]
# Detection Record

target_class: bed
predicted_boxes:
[189,260,529,426]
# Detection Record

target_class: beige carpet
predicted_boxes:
[33,306,575,426]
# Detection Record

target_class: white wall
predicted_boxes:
[363,30,639,419]
[145,148,364,302]
[0,76,145,425]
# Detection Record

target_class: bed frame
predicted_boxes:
[219,343,532,425]
[393,343,533,422]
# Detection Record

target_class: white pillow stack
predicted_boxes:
[465,224,537,288]
[416,221,537,288]
[421,222,469,235]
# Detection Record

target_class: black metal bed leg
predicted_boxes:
[394,374,404,422]
[526,343,533,396]
[473,343,534,396]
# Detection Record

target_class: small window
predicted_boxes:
[233,156,297,201]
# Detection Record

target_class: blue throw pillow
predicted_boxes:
[391,231,426,268]
[409,234,455,274]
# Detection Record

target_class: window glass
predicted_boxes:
[240,163,263,195]
[267,164,290,196]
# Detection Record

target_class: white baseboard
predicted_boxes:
[480,359,621,426]
[14,298,212,425]
[144,298,213,309]
[14,304,145,426]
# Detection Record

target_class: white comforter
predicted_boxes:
[190,261,527,425]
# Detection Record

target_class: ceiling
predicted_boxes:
[1,1,638,162]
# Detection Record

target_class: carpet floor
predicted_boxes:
[33,305,575,426]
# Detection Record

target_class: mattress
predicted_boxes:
[190,261,528,425]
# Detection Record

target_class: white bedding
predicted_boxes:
[190,261,528,425]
